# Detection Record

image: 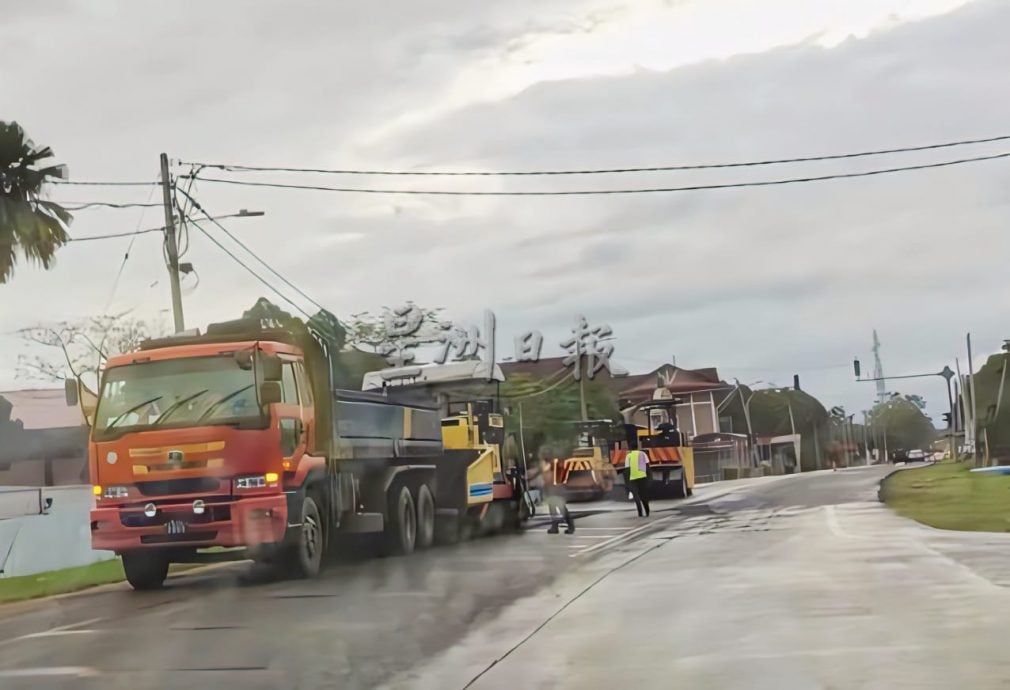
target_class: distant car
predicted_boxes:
[890,449,909,463]
[906,449,927,462]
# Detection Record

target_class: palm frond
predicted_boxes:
[0,120,73,283]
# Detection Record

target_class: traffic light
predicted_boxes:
[853,358,861,379]
[942,412,952,426]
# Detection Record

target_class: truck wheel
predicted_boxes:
[289,493,324,578]
[385,483,417,556]
[415,485,435,549]
[121,551,169,590]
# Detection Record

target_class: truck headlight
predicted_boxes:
[103,486,129,499]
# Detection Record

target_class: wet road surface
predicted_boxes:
[8,467,1004,689]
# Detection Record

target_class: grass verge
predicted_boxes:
[880,461,1010,532]
[0,559,204,604]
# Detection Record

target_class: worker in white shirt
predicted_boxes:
[624,448,651,517]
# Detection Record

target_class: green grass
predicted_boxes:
[0,558,126,603]
[0,558,204,604]
[881,461,1010,532]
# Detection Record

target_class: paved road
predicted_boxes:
[396,465,1010,689]
[0,477,753,689]
[4,466,1009,689]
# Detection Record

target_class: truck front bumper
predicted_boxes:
[90,494,288,552]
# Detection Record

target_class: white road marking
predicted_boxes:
[0,667,99,678]
[18,629,98,640]
[571,535,616,539]
[574,514,679,557]
[678,645,922,666]
[0,617,104,648]
[824,505,852,539]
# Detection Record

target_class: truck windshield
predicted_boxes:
[93,355,264,440]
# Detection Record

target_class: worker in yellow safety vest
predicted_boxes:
[624,448,651,517]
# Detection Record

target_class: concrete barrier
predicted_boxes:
[0,485,113,577]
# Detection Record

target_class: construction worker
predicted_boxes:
[541,456,575,534]
[625,448,651,517]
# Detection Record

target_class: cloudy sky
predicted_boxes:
[2,0,1009,422]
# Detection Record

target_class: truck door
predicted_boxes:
[293,360,315,452]
[277,358,308,465]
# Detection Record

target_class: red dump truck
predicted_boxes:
[74,314,526,589]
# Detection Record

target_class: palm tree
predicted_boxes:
[0,120,73,283]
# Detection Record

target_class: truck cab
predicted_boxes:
[87,332,320,587]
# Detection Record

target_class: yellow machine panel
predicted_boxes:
[466,447,495,505]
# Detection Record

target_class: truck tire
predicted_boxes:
[122,551,169,590]
[385,483,417,556]
[415,484,435,549]
[289,493,324,578]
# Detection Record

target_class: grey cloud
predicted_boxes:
[2,0,1007,424]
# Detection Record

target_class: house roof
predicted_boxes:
[0,390,85,430]
[500,356,639,394]
[618,366,726,400]
[500,359,727,402]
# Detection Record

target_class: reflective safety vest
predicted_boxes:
[625,450,648,480]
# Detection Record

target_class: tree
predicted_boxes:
[867,396,935,453]
[16,312,168,389]
[501,372,620,461]
[747,388,830,471]
[344,302,446,365]
[0,121,73,283]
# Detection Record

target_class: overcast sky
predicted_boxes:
[2,0,1009,422]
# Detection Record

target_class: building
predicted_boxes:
[500,358,734,437]
[0,390,88,487]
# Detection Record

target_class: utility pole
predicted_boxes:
[941,365,955,463]
[160,153,185,333]
[967,333,979,465]
[862,410,870,465]
[578,353,588,422]
[518,401,528,474]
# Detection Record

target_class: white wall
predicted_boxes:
[0,485,113,577]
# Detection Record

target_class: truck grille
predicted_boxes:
[136,477,221,496]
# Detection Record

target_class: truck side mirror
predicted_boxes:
[259,381,282,405]
[64,378,79,407]
[261,354,283,382]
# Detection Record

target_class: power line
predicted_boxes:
[104,182,160,312]
[66,227,165,242]
[179,133,1010,177]
[190,151,1010,196]
[49,180,159,187]
[185,216,312,319]
[57,201,162,210]
[175,188,327,315]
